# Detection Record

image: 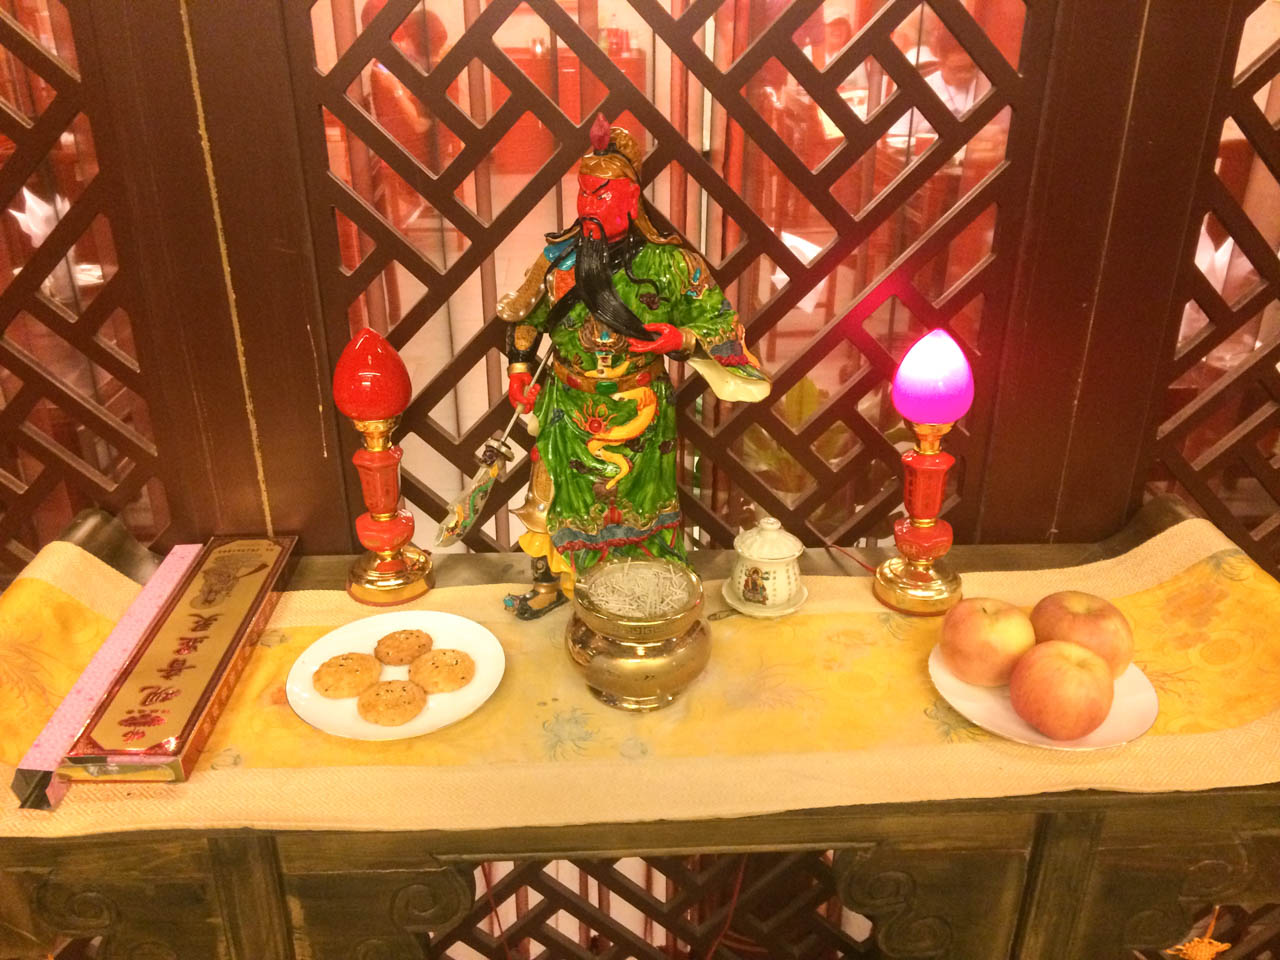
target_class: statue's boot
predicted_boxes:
[503,555,567,620]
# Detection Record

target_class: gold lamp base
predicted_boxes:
[872,556,961,616]
[347,544,432,605]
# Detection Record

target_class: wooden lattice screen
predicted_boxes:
[425,853,884,960]
[293,0,1046,552]
[1143,0,1280,576]
[0,3,168,576]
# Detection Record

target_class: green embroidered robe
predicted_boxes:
[515,238,768,581]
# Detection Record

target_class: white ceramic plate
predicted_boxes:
[927,645,1159,751]
[286,611,505,741]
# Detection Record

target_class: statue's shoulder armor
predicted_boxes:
[674,245,713,298]
[497,244,561,323]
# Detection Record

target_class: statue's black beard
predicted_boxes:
[545,218,660,341]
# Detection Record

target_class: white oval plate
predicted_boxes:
[927,645,1159,751]
[286,610,505,741]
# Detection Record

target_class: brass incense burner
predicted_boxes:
[565,560,709,711]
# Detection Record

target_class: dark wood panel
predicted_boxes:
[1070,809,1280,958]
[183,0,354,553]
[209,835,296,960]
[80,0,271,545]
[1010,811,1104,960]
[975,0,1152,542]
[76,1,355,554]
[1053,1,1236,542]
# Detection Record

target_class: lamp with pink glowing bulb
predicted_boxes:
[872,328,974,615]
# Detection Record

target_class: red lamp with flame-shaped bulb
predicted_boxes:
[873,329,973,615]
[333,328,431,604]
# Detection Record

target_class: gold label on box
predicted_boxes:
[85,538,285,753]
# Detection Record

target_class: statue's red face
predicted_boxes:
[577,174,640,241]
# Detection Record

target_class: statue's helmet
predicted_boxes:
[579,114,643,182]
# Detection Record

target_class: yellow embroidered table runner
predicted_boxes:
[2,517,1278,837]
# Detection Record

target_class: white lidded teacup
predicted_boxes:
[724,517,807,617]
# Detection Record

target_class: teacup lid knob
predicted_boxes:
[734,515,804,561]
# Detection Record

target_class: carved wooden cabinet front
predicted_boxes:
[1068,805,1280,959]
[274,828,1038,958]
[834,836,1032,958]
[2,835,225,960]
[278,841,475,960]
[5,799,1280,959]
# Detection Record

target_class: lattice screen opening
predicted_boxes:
[1145,3,1280,575]
[811,455,900,543]
[304,0,1035,553]
[422,853,877,960]
[0,1,170,579]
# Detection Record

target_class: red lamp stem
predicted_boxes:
[901,447,953,522]
[353,445,403,518]
[348,426,417,575]
[355,509,416,562]
[893,440,955,566]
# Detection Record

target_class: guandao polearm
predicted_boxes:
[434,349,553,548]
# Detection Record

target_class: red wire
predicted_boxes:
[828,542,876,573]
[703,855,748,960]
[481,862,515,960]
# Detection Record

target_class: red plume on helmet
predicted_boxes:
[589,113,612,152]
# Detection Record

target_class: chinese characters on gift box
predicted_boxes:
[114,611,224,743]
[61,537,294,783]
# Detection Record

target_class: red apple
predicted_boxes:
[939,597,1036,686]
[1030,591,1134,678]
[1009,640,1114,740]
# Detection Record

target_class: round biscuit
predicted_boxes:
[312,652,381,699]
[375,628,434,665]
[408,649,476,694]
[357,680,427,726]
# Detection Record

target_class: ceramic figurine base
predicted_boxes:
[347,545,432,606]
[872,556,961,616]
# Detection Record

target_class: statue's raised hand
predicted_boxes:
[627,323,685,355]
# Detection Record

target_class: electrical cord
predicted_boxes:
[703,855,748,960]
[480,862,515,960]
